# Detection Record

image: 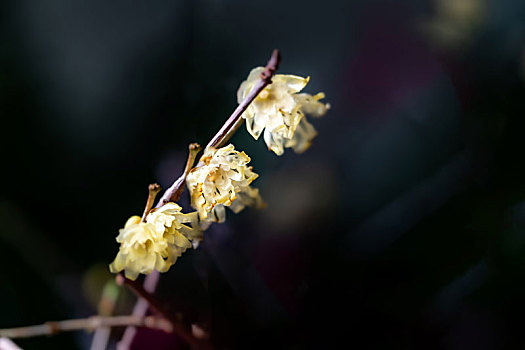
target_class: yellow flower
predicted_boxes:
[109,203,201,280]
[237,67,330,155]
[186,144,264,223]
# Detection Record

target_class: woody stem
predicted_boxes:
[0,315,173,339]
[119,49,281,349]
[116,275,209,349]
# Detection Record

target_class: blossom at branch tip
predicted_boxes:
[186,144,264,223]
[109,203,201,280]
[237,67,330,155]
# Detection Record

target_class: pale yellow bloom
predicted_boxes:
[186,144,264,223]
[109,203,201,280]
[237,67,330,155]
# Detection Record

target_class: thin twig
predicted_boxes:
[117,269,160,350]
[119,143,203,350]
[156,142,202,208]
[142,183,161,221]
[118,49,281,350]
[206,49,281,150]
[116,275,209,350]
[0,316,173,339]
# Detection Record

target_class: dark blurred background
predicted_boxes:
[1,0,525,349]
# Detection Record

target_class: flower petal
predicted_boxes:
[274,74,310,93]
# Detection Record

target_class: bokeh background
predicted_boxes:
[1,0,525,349]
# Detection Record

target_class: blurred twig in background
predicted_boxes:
[0,315,173,339]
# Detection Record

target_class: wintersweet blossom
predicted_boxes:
[237,67,330,155]
[109,203,201,280]
[186,144,264,223]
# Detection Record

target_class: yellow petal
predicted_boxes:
[125,216,142,228]
[273,74,310,93]
[294,92,330,118]
[285,117,318,154]
[263,128,286,156]
[172,231,192,249]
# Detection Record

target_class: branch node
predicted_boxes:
[260,49,281,83]
[45,322,60,336]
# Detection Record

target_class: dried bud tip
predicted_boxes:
[189,143,201,151]
[149,183,161,193]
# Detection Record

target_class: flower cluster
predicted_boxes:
[109,203,201,280]
[110,57,328,280]
[237,67,330,155]
[186,144,264,224]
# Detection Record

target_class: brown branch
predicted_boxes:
[206,49,281,150]
[118,143,203,349]
[118,49,281,350]
[117,269,161,350]
[0,315,173,339]
[155,49,281,212]
[116,275,210,350]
